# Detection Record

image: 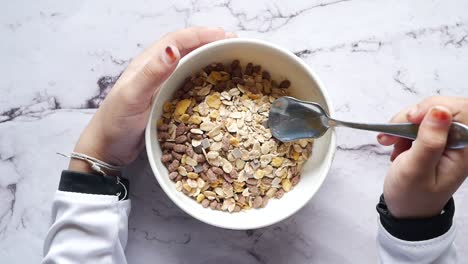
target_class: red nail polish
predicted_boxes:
[431,108,450,121]
[165,46,176,63]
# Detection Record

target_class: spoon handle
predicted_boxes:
[330,119,468,150]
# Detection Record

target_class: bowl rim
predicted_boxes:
[145,38,336,229]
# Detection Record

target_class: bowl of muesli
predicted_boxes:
[145,38,336,229]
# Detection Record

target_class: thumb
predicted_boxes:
[115,27,228,104]
[409,106,452,169]
[116,44,181,105]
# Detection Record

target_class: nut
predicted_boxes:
[252,196,262,208]
[161,154,172,163]
[212,167,224,175]
[173,144,187,153]
[169,172,178,181]
[175,135,188,144]
[167,160,179,172]
[201,199,210,208]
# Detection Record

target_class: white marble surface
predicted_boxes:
[1,0,468,263]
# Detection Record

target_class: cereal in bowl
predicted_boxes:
[157,60,313,212]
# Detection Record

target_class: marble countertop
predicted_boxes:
[1,0,468,263]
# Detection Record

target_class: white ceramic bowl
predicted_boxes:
[145,39,336,230]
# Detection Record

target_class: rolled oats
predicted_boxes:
[157,60,313,213]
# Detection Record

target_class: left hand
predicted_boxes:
[70,27,236,174]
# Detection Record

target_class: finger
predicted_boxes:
[377,133,399,146]
[438,149,468,191]
[225,32,238,38]
[407,96,466,123]
[162,27,229,57]
[376,105,416,146]
[408,106,453,171]
[387,96,465,125]
[378,97,460,145]
[116,27,230,104]
[390,139,412,161]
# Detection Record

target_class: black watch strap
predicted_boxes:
[59,170,129,200]
[376,195,454,241]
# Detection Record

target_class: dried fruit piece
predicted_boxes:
[282,178,292,192]
[292,151,301,161]
[188,115,203,125]
[279,80,291,88]
[271,157,284,167]
[206,93,221,109]
[174,99,192,117]
[196,194,205,203]
[187,172,199,179]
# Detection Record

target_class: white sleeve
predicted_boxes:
[42,191,131,264]
[377,219,457,264]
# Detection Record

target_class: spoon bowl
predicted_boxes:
[268,96,330,141]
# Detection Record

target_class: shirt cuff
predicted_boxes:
[59,170,130,200]
[376,195,454,241]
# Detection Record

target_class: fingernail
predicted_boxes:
[225,32,237,38]
[378,134,387,141]
[407,104,419,118]
[163,46,177,65]
[430,106,450,122]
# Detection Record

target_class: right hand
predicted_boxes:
[377,96,468,218]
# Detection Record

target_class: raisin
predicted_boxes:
[262,71,271,80]
[253,65,261,74]
[245,63,253,75]
[279,80,291,88]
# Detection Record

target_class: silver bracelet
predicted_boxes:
[57,152,127,200]
[57,152,124,175]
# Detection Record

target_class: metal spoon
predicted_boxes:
[268,96,468,149]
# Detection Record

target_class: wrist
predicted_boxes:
[383,192,448,219]
[68,158,98,175]
[377,195,455,241]
[70,138,122,177]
